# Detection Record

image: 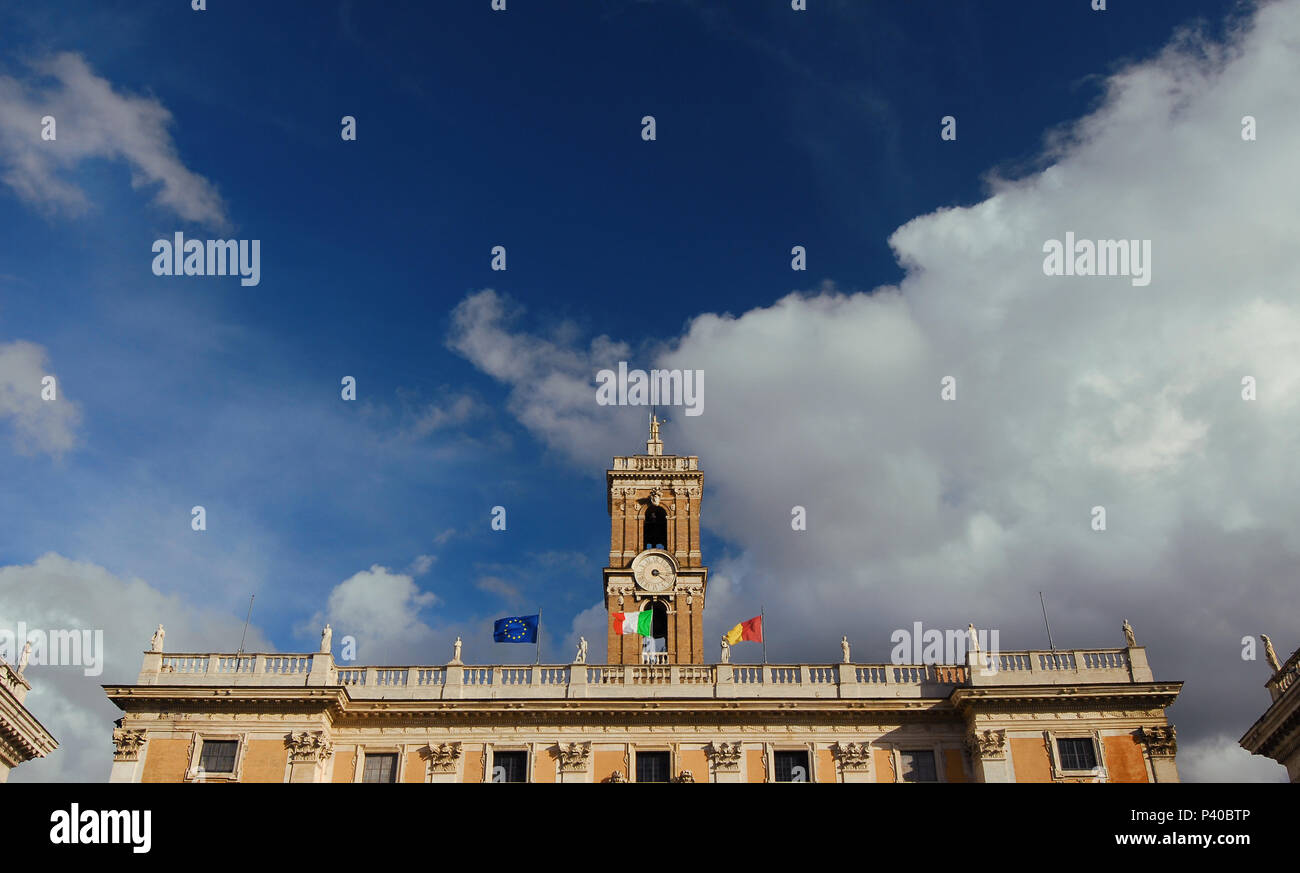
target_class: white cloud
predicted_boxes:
[0,52,227,226]
[407,394,479,438]
[475,575,522,605]
[304,564,441,665]
[563,602,608,663]
[449,0,1300,769]
[1179,735,1287,783]
[448,289,641,463]
[0,553,270,782]
[306,563,548,666]
[0,339,80,456]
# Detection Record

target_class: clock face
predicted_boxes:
[632,551,675,592]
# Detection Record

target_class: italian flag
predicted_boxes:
[612,610,654,636]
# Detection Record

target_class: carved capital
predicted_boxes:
[965,729,1007,760]
[112,728,147,762]
[606,580,634,597]
[1137,725,1177,758]
[706,741,743,772]
[285,730,333,763]
[426,742,462,773]
[556,741,591,773]
[831,741,873,771]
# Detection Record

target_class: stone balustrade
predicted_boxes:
[1267,648,1300,701]
[1,659,31,703]
[136,646,1154,700]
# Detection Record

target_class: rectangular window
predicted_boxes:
[492,750,528,783]
[635,751,670,783]
[774,750,809,782]
[361,753,398,783]
[900,750,938,782]
[198,740,238,774]
[1057,737,1098,771]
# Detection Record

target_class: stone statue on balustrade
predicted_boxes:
[1122,619,1136,648]
[320,624,333,654]
[1262,634,1281,672]
[451,636,463,665]
[720,636,730,664]
[574,636,588,664]
[151,624,165,653]
[840,635,851,664]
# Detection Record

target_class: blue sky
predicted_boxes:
[2,0,1297,781]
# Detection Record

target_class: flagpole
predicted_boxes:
[761,604,766,665]
[536,607,542,665]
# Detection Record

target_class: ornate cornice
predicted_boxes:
[950,683,1182,715]
[105,686,349,722]
[0,688,58,761]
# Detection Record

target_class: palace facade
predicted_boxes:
[1240,636,1300,782]
[104,423,1182,783]
[0,657,58,782]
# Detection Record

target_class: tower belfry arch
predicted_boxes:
[603,415,707,665]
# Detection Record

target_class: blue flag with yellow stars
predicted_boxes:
[493,615,539,643]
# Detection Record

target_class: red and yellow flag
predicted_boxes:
[724,616,763,646]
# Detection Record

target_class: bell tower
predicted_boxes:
[603,415,707,665]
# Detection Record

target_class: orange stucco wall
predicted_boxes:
[944,749,967,783]
[533,748,557,783]
[141,738,191,783]
[816,749,836,783]
[594,750,625,783]
[241,739,287,783]
[332,749,356,782]
[403,750,426,783]
[1104,735,1149,783]
[679,749,708,782]
[874,749,895,782]
[463,750,483,783]
[1011,737,1053,783]
[746,750,765,783]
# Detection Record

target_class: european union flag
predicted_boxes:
[493,615,539,643]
